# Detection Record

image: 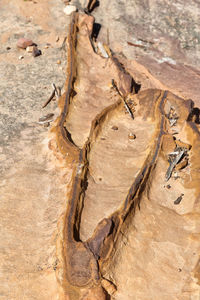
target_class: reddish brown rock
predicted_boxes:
[17,37,34,49]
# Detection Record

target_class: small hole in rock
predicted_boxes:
[128,133,136,140]
[111,125,118,130]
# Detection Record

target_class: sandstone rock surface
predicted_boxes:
[1,1,200,300]
[50,11,200,300]
[0,0,70,299]
[90,0,200,105]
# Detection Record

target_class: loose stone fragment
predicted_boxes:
[32,46,42,57]
[57,60,61,64]
[18,55,24,60]
[26,46,34,53]
[17,38,34,49]
[173,171,180,180]
[63,5,77,15]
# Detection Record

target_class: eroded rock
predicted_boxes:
[2,1,200,299]
[50,12,200,300]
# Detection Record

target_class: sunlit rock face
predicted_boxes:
[51,11,200,300]
[1,1,200,299]
[84,0,200,105]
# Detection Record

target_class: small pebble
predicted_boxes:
[63,5,77,15]
[166,184,171,189]
[56,36,59,42]
[128,133,136,140]
[57,60,61,64]
[44,45,49,49]
[111,126,118,130]
[17,37,34,49]
[18,55,24,60]
[173,171,179,179]
[26,45,34,53]
[32,46,42,57]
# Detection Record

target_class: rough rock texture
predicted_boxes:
[1,1,200,300]
[0,0,71,299]
[89,0,200,105]
[50,11,200,300]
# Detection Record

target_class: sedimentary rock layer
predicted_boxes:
[51,11,200,300]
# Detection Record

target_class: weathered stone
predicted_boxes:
[63,5,77,15]
[2,1,200,300]
[51,12,200,300]
[92,0,200,105]
[32,46,42,57]
[26,45,34,53]
[17,37,34,49]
